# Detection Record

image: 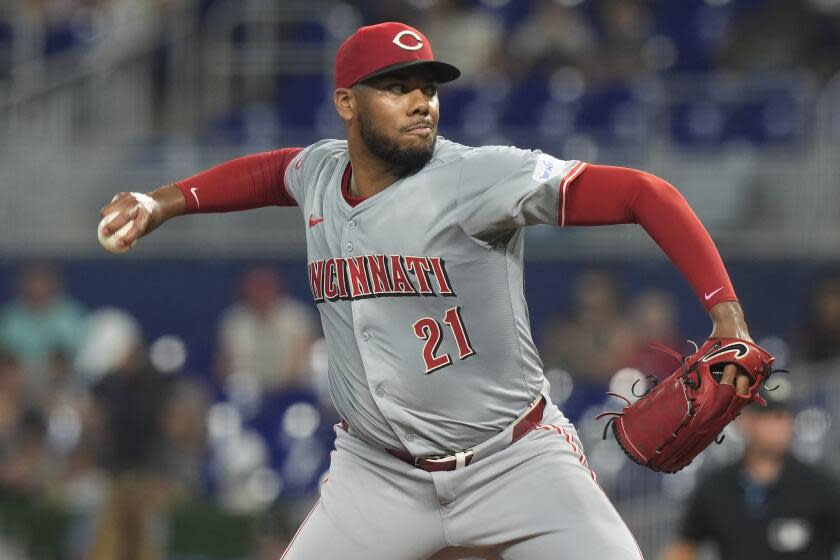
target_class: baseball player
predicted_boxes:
[100,22,757,560]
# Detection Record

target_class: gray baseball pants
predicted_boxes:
[281,399,643,559]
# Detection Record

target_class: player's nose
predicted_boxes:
[407,88,431,116]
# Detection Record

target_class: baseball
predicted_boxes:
[97,211,136,254]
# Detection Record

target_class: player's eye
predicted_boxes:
[388,83,407,94]
[423,85,438,97]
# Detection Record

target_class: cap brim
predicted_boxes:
[356,60,461,86]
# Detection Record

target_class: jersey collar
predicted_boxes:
[341,162,369,208]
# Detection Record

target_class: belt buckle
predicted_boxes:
[415,454,448,467]
[420,450,475,470]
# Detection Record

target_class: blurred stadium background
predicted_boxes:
[1,0,840,558]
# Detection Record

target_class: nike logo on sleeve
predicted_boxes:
[704,286,724,300]
[190,187,200,208]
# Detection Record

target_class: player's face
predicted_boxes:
[739,408,794,458]
[352,69,440,176]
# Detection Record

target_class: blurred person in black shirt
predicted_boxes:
[93,345,170,475]
[87,312,176,560]
[661,380,840,560]
[795,271,840,365]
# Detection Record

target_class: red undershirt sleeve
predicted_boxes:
[561,164,738,311]
[175,148,302,213]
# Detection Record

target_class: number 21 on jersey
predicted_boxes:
[412,306,476,373]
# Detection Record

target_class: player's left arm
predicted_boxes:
[563,165,751,390]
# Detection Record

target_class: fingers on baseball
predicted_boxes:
[99,192,142,225]
[122,212,149,245]
[99,195,146,238]
[100,210,130,237]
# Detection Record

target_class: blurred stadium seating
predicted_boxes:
[1,1,840,558]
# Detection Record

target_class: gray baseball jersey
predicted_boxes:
[284,137,587,456]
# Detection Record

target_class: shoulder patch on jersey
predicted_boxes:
[531,153,566,183]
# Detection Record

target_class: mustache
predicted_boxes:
[402,120,434,132]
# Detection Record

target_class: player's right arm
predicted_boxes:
[99,148,302,249]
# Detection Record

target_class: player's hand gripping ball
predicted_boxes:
[97,211,135,254]
[598,337,780,473]
[97,192,157,254]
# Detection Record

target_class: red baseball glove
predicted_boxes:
[598,337,778,474]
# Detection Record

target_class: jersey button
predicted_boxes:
[345,242,354,253]
[375,386,385,397]
[360,331,370,341]
[405,433,416,441]
[348,220,356,229]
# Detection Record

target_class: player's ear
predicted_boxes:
[334,88,355,122]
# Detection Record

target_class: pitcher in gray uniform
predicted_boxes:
[100,21,758,560]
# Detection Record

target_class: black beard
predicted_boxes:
[358,112,436,177]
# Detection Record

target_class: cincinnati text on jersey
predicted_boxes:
[307,255,455,303]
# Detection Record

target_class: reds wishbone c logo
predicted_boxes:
[393,30,424,51]
[700,342,750,362]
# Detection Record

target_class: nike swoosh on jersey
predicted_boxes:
[704,286,724,300]
[308,215,326,227]
[190,187,200,208]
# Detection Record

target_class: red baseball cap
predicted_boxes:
[335,22,461,89]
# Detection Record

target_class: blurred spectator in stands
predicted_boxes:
[714,0,840,82]
[0,351,37,496]
[504,0,596,80]
[793,271,840,365]
[74,307,144,384]
[593,0,653,82]
[54,432,106,513]
[45,348,89,408]
[540,270,634,384]
[157,379,210,497]
[661,380,840,560]
[87,308,179,560]
[0,412,49,501]
[0,351,50,500]
[215,267,316,393]
[56,432,109,560]
[43,347,102,507]
[422,0,505,82]
[625,289,683,381]
[716,0,808,76]
[801,2,840,84]
[0,263,86,398]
